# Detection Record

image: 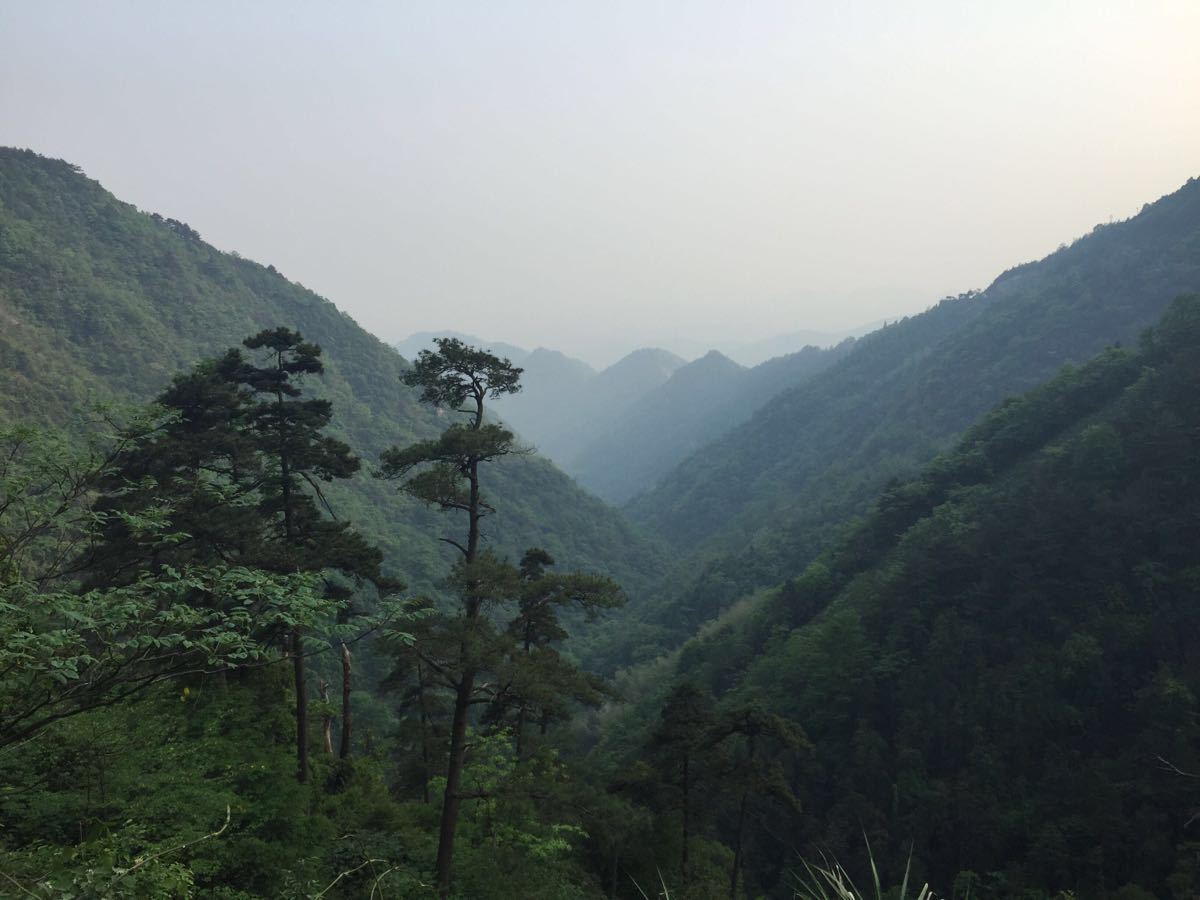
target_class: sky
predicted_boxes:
[2,2,1199,366]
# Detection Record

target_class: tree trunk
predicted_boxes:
[466,461,481,560]
[339,642,353,758]
[292,627,308,783]
[682,753,690,886]
[514,702,527,759]
[434,667,476,896]
[729,790,748,899]
[319,679,333,754]
[417,662,432,805]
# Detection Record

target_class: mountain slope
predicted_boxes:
[725,321,880,366]
[620,175,1200,650]
[662,294,1200,897]
[490,347,598,459]
[570,342,852,503]
[490,346,686,466]
[0,148,665,595]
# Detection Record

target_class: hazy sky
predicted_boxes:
[3,2,1199,365]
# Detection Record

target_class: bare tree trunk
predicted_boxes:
[339,642,352,758]
[417,662,432,805]
[435,668,475,896]
[433,459,482,896]
[682,753,690,886]
[319,679,334,754]
[292,627,308,783]
[514,702,527,759]
[729,790,748,899]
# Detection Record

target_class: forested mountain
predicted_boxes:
[622,294,1200,898]
[617,175,1200,656]
[0,148,664,594]
[490,346,599,459]
[395,336,692,470]
[397,327,855,506]
[489,345,686,465]
[8,142,1200,898]
[571,342,852,503]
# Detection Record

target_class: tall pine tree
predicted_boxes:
[380,337,523,895]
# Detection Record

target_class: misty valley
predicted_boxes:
[3,147,1200,899]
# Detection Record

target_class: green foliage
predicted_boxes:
[794,844,932,900]
[645,295,1200,897]
[0,563,333,748]
[612,175,1200,668]
[0,147,664,602]
[0,421,341,748]
[402,336,523,411]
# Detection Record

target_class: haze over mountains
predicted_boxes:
[5,0,1200,891]
[395,332,860,502]
[595,173,1200,664]
[0,149,665,596]
[5,145,1200,898]
[398,174,1200,531]
[657,292,1200,891]
[394,323,874,371]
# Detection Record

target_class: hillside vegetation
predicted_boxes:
[571,342,851,503]
[609,294,1200,898]
[0,148,664,594]
[613,176,1200,661]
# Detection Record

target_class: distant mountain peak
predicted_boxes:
[601,347,686,378]
[696,348,741,367]
[393,330,528,364]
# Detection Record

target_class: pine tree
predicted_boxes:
[498,548,622,758]
[83,359,264,586]
[380,337,523,895]
[650,683,717,888]
[87,329,391,783]
[707,704,808,898]
[233,327,387,782]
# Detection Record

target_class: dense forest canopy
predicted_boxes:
[634,293,1200,898]
[2,145,1200,899]
[599,175,1200,670]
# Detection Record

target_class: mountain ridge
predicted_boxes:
[0,147,665,597]
[603,173,1200,663]
[653,293,1200,895]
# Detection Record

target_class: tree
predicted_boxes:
[0,422,338,748]
[380,337,523,895]
[84,329,393,783]
[706,704,808,899]
[649,683,717,888]
[496,548,623,758]
[230,327,389,783]
[81,361,264,587]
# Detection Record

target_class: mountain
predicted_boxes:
[722,321,881,366]
[591,347,686,414]
[613,175,1200,658]
[0,148,665,596]
[490,347,598,460]
[569,342,853,503]
[394,330,529,364]
[655,294,1200,897]
[394,337,689,468]
[491,346,686,466]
